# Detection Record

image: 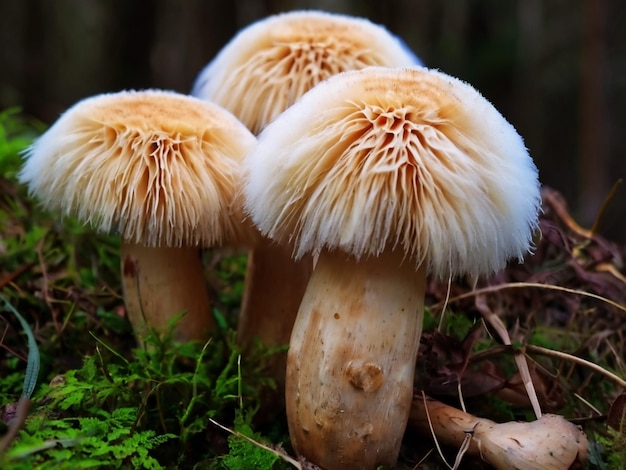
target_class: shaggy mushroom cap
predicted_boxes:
[192,10,421,134]
[19,89,256,247]
[244,66,541,279]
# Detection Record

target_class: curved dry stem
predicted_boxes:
[421,391,460,470]
[474,295,543,418]
[527,344,626,389]
[470,343,626,389]
[431,281,626,314]
[589,178,622,236]
[209,418,301,469]
[470,344,626,388]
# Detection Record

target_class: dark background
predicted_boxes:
[1,0,624,241]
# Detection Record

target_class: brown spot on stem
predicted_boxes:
[333,312,340,320]
[123,256,138,277]
[346,361,384,392]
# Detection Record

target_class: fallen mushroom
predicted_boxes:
[243,66,541,469]
[19,89,256,343]
[192,10,421,376]
[408,395,588,469]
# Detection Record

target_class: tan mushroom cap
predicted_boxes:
[244,66,541,278]
[192,10,421,134]
[20,89,256,247]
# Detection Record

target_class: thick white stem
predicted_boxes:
[286,249,426,470]
[120,243,214,343]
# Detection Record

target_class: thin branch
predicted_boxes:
[470,343,626,389]
[525,344,626,389]
[421,392,455,470]
[0,262,35,289]
[431,282,626,314]
[209,418,302,469]
[474,295,543,419]
[437,274,453,332]
[573,393,603,415]
[590,178,622,236]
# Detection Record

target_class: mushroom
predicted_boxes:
[191,9,421,370]
[192,10,421,135]
[408,395,588,469]
[19,89,256,343]
[243,66,541,469]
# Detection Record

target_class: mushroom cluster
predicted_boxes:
[191,10,421,372]
[19,89,256,343]
[243,66,541,469]
[17,10,562,470]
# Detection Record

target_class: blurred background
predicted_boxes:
[0,0,624,241]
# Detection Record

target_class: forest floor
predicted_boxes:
[1,108,625,469]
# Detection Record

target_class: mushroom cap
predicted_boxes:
[191,10,421,134]
[244,67,541,278]
[19,89,256,247]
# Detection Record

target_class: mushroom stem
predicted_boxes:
[237,239,313,383]
[120,242,214,343]
[408,395,589,469]
[286,249,426,470]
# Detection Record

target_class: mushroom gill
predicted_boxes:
[21,90,249,247]
[246,68,541,278]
